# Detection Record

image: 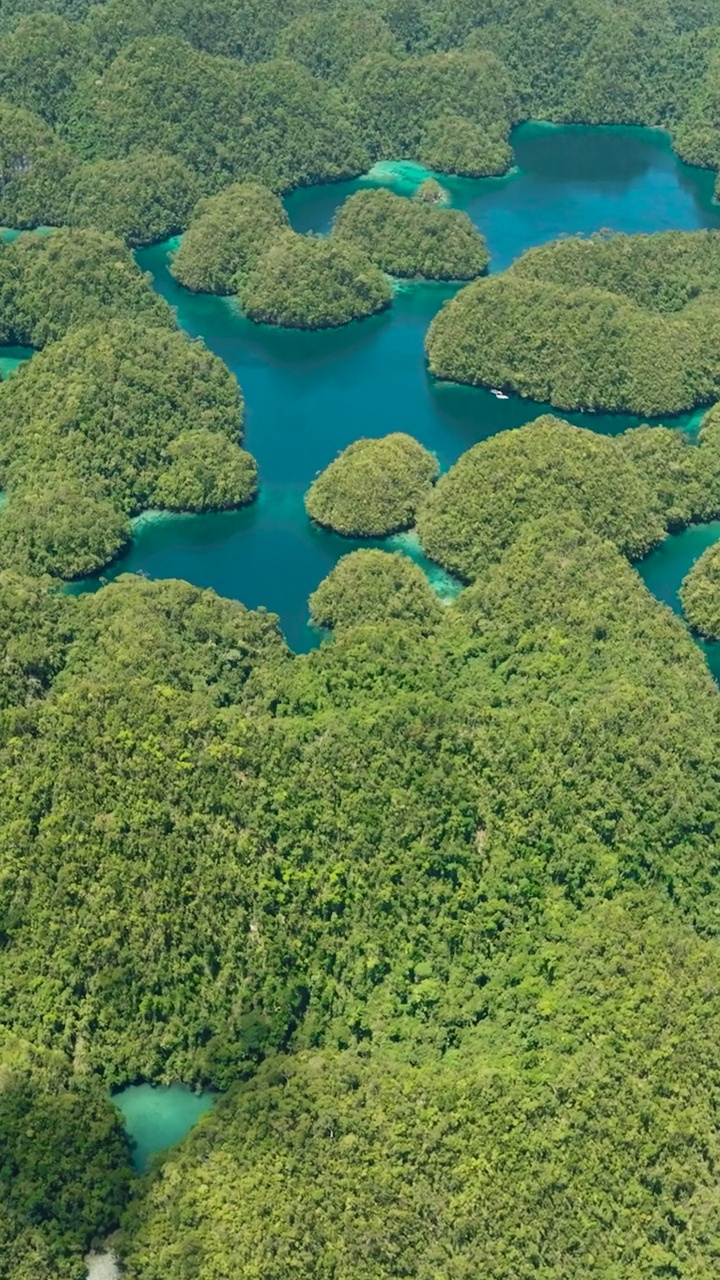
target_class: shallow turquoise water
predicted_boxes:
[636,523,720,681]
[113,1082,215,1171]
[78,121,720,653]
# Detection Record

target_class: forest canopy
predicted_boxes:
[415,416,669,579]
[5,2,720,1278]
[238,231,392,329]
[680,538,720,638]
[332,187,489,279]
[308,548,443,630]
[170,181,289,294]
[426,231,720,415]
[0,320,255,576]
[305,433,439,536]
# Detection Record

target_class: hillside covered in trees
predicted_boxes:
[426,231,720,414]
[0,0,720,230]
[5,0,720,1277]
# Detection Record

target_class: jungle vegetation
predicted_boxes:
[415,415,676,580]
[238,231,392,329]
[425,231,720,415]
[308,548,443,631]
[170,181,289,294]
[0,319,255,577]
[332,187,489,280]
[0,227,171,347]
[0,1033,133,1280]
[680,537,720,637]
[5,0,720,1277]
[305,433,439,536]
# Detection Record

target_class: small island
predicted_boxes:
[239,231,391,329]
[309,549,442,631]
[426,231,720,416]
[680,542,720,639]
[171,182,290,294]
[332,187,489,280]
[305,433,439,537]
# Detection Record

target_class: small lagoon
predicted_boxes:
[114,1082,216,1172]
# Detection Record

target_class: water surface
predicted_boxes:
[114,1082,215,1172]
[82,124,720,656]
[636,523,720,682]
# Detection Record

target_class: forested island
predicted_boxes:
[426,231,720,414]
[7,0,720,1278]
[332,187,489,279]
[305,433,438,536]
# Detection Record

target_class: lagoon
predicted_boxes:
[113,1082,215,1172]
[83,123,720,655]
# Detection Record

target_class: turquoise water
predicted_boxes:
[78,122,720,652]
[0,345,32,378]
[113,1082,215,1171]
[636,523,720,681]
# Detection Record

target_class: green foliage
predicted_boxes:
[306,432,438,535]
[0,320,252,574]
[309,549,442,631]
[151,429,258,512]
[345,49,518,173]
[426,232,720,415]
[66,151,199,246]
[0,570,75,708]
[0,1034,132,1279]
[0,474,131,579]
[332,187,488,279]
[0,13,89,124]
[617,422,718,528]
[0,227,172,347]
[0,99,75,227]
[413,176,448,204]
[275,10,399,82]
[65,41,368,192]
[239,231,392,328]
[680,537,720,637]
[415,415,666,579]
[171,181,289,294]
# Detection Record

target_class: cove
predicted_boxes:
[637,523,720,683]
[84,123,720,654]
[113,1082,215,1172]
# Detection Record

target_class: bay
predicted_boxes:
[80,123,720,654]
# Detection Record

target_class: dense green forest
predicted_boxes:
[237,231,392,328]
[332,187,489,279]
[426,231,720,414]
[681,540,720,636]
[0,0,720,229]
[308,549,443,631]
[170,182,289,293]
[7,0,720,1276]
[305,433,439,535]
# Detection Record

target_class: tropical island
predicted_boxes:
[681,542,720,638]
[305,432,438,536]
[308,548,442,631]
[6,1,720,1278]
[238,231,392,329]
[425,230,720,415]
[170,181,290,293]
[332,187,489,279]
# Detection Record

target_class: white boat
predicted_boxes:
[491,388,510,400]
